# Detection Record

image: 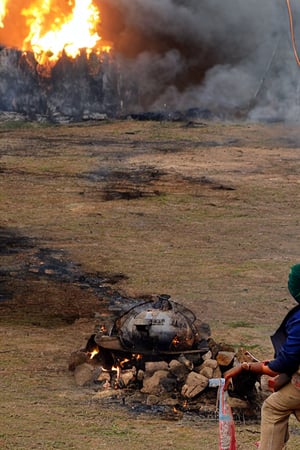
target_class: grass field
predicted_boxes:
[1,118,300,448]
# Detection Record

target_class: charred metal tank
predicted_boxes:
[95,294,211,355]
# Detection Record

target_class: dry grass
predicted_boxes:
[1,118,300,448]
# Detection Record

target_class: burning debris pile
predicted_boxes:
[69,295,270,419]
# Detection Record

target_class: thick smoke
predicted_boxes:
[1,0,300,120]
[98,0,300,120]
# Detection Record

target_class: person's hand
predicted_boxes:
[224,361,278,390]
[224,364,243,390]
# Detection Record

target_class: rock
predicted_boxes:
[74,363,95,386]
[145,361,169,375]
[212,366,222,378]
[207,338,220,359]
[160,376,177,392]
[199,366,214,379]
[202,350,212,361]
[196,358,218,378]
[181,372,209,398]
[68,351,88,371]
[169,359,189,381]
[118,370,136,387]
[97,371,111,382]
[216,351,235,367]
[141,370,170,395]
[200,359,218,369]
[178,354,194,370]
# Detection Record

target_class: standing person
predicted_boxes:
[224,263,300,450]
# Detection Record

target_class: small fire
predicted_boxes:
[102,364,121,387]
[117,354,143,369]
[119,357,130,368]
[102,364,119,373]
[89,348,100,359]
[0,0,111,66]
[100,324,107,334]
[171,335,180,348]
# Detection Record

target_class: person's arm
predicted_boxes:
[224,361,278,390]
[240,361,278,376]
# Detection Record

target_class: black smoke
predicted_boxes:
[97,0,300,121]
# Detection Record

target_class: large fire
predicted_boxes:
[0,0,111,66]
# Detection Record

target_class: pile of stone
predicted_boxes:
[69,338,266,417]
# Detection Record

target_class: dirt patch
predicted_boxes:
[1,118,300,448]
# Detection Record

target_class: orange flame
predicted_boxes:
[0,0,111,65]
[89,348,99,359]
[119,358,130,368]
[171,335,180,347]
[100,324,108,333]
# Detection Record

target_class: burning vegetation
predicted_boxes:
[0,0,111,68]
[0,0,297,122]
[0,0,119,120]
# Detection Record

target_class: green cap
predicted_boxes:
[288,264,300,302]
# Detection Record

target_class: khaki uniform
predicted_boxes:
[259,370,300,450]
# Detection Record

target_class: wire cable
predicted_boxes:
[286,0,300,65]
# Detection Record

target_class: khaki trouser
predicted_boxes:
[259,376,300,450]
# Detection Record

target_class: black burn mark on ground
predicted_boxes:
[183,175,236,191]
[0,228,35,255]
[26,247,127,287]
[85,165,236,201]
[0,228,35,303]
[0,227,134,324]
[86,165,166,200]
[127,109,214,122]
